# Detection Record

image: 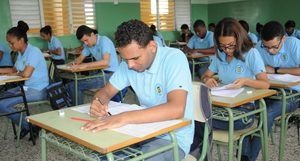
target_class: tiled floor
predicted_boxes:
[0,88,299,161]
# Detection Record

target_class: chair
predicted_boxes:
[183,82,212,161]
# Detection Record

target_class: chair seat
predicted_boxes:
[274,108,300,121]
[213,123,257,142]
[14,100,50,111]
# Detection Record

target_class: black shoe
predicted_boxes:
[241,155,250,161]
[28,126,41,141]
[15,128,30,140]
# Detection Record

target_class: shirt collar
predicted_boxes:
[146,46,161,74]
[278,40,286,54]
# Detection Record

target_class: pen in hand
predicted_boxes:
[95,97,111,116]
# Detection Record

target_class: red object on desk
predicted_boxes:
[70,117,92,123]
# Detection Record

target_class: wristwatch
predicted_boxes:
[274,67,280,74]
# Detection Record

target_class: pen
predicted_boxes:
[70,117,92,123]
[95,97,111,116]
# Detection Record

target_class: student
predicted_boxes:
[81,19,194,161]
[239,20,258,44]
[40,25,65,65]
[0,42,13,67]
[284,20,300,39]
[208,23,216,33]
[67,25,119,105]
[202,18,269,161]
[256,21,300,132]
[180,24,194,43]
[185,19,215,76]
[0,21,49,138]
[150,24,166,47]
[256,23,264,41]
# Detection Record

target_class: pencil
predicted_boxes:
[70,117,92,123]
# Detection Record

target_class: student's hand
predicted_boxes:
[205,78,219,88]
[81,114,126,132]
[231,78,249,89]
[90,99,109,117]
[265,66,275,74]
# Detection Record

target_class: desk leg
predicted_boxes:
[106,152,114,161]
[259,99,269,161]
[169,131,179,161]
[41,129,47,161]
[192,59,195,81]
[278,88,287,161]
[226,108,234,161]
[74,73,78,105]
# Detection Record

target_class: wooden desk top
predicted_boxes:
[57,64,109,73]
[212,88,277,108]
[269,80,300,88]
[27,109,190,154]
[0,75,28,85]
[187,53,210,59]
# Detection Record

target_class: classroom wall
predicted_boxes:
[207,0,300,33]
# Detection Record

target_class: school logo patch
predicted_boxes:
[281,53,287,62]
[235,65,244,74]
[155,84,163,96]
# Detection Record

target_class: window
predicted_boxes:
[140,0,175,31]
[9,0,95,36]
[174,0,191,31]
[9,0,42,34]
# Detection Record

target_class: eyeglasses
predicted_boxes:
[219,44,236,51]
[261,37,283,51]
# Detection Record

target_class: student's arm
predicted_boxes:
[83,88,187,132]
[49,48,62,56]
[0,67,16,74]
[71,53,110,69]
[17,66,34,78]
[232,72,269,89]
[193,47,215,55]
[201,70,218,88]
[266,65,300,76]
[70,54,86,65]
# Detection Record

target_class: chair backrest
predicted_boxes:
[46,81,72,110]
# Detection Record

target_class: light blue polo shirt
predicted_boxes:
[286,29,300,39]
[153,35,164,47]
[14,44,49,91]
[48,36,65,60]
[0,42,13,66]
[187,31,214,49]
[248,32,258,44]
[209,48,266,85]
[256,37,300,91]
[82,35,119,72]
[109,46,194,155]
[156,31,166,46]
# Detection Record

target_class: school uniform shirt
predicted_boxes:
[209,48,266,85]
[48,36,65,60]
[256,37,300,91]
[14,44,49,91]
[109,46,194,156]
[0,42,13,66]
[285,29,300,39]
[82,35,119,72]
[156,31,166,46]
[248,32,258,44]
[153,35,164,47]
[187,31,214,49]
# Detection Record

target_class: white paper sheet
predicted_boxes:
[0,75,21,81]
[211,84,235,91]
[71,101,183,138]
[57,64,71,70]
[211,88,244,97]
[268,74,300,82]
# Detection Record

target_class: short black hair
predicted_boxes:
[261,21,284,41]
[7,20,29,43]
[285,20,296,28]
[239,20,249,32]
[208,23,215,28]
[40,25,52,35]
[256,23,263,33]
[180,24,189,30]
[76,25,98,40]
[193,19,206,28]
[115,19,153,48]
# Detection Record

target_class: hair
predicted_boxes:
[261,21,284,41]
[208,23,215,28]
[214,17,253,61]
[180,24,189,30]
[6,20,29,43]
[239,20,249,32]
[115,19,154,48]
[256,23,263,33]
[285,20,296,28]
[76,25,98,40]
[193,19,206,28]
[40,25,52,36]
